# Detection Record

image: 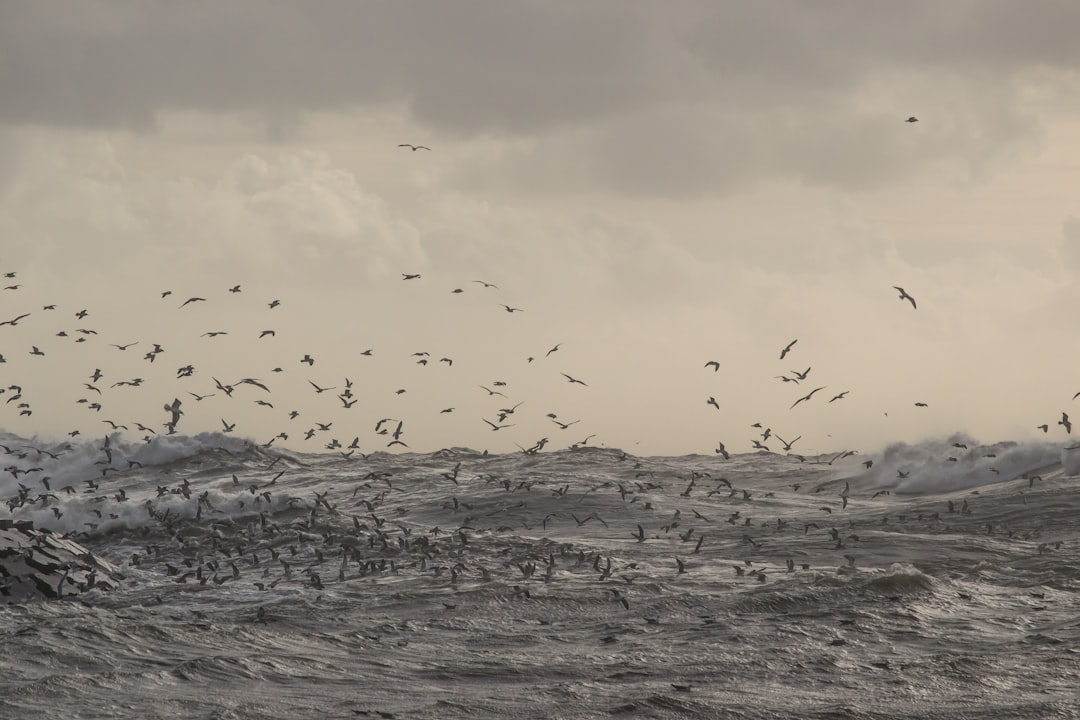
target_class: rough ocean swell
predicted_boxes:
[2,430,1080,719]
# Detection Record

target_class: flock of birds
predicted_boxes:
[0,129,1077,462]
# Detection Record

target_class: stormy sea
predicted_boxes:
[2,430,1080,720]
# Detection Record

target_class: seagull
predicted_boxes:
[561,372,588,386]
[776,434,802,452]
[0,313,31,327]
[163,398,183,432]
[501,304,523,313]
[402,273,421,280]
[1061,412,1073,434]
[715,442,730,460]
[791,386,826,409]
[893,286,917,309]
[179,297,206,308]
[398,144,431,151]
[309,380,337,394]
[706,396,720,410]
[704,360,720,372]
[779,339,797,360]
[905,116,919,123]
[829,391,849,403]
[473,280,499,289]
[546,343,562,357]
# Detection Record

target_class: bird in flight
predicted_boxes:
[704,360,720,372]
[561,373,588,386]
[829,391,849,403]
[1061,412,1073,434]
[0,313,30,327]
[791,386,826,409]
[398,144,431,151]
[402,273,421,280]
[905,116,919,123]
[893,286,917,309]
[780,339,797,360]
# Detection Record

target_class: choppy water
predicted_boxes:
[3,431,1080,719]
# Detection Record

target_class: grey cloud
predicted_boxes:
[2,2,1078,197]
[5,2,1080,131]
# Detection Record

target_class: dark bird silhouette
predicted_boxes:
[893,286,917,309]
[179,297,206,308]
[779,339,797,360]
[704,360,720,371]
[402,273,421,280]
[791,387,826,409]
[1061,412,1073,434]
[398,144,431,151]
[905,116,919,123]
[0,313,31,327]
[561,373,588,386]
[829,391,849,403]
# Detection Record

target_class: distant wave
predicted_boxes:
[854,433,1067,493]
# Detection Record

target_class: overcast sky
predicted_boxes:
[1,1,1078,456]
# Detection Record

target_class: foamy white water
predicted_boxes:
[2,431,1079,719]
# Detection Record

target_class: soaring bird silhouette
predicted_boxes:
[791,387,826,409]
[893,286,917,309]
[398,144,431,151]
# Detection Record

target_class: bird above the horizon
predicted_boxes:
[1061,413,1073,434]
[829,391,849,403]
[791,386,826,409]
[402,273,421,280]
[893,286,917,309]
[561,373,588,387]
[704,360,720,372]
[398,144,431,151]
[0,313,30,327]
[780,339,797,360]
[905,116,919,123]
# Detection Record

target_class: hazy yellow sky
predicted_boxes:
[1,2,1078,455]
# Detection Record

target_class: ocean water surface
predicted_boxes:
[2,431,1080,719]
